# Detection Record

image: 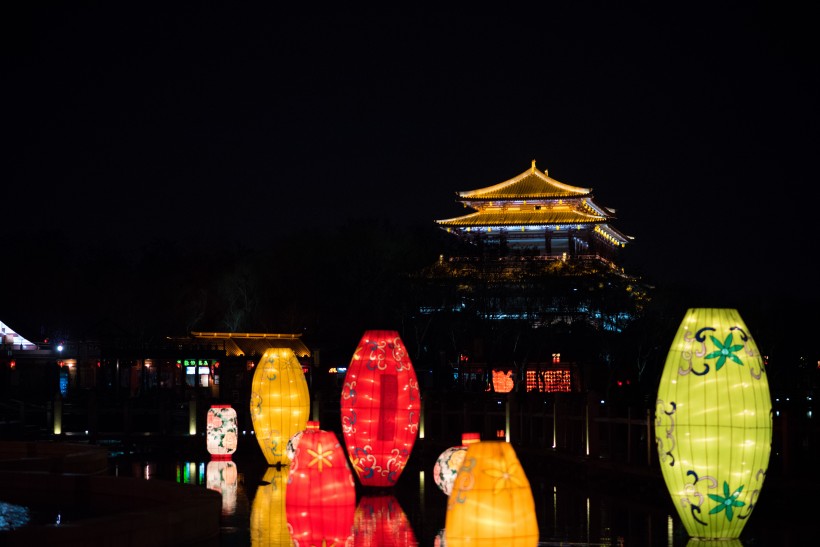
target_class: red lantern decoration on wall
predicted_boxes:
[286,420,356,545]
[340,330,421,488]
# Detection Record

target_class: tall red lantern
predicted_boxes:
[341,330,421,488]
[352,494,417,547]
[286,420,356,545]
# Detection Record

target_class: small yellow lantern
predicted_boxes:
[250,347,310,467]
[444,440,539,546]
[655,308,772,540]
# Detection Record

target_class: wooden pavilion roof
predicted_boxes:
[187,332,311,358]
[456,160,591,201]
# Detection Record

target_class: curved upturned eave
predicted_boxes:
[456,163,591,200]
[436,209,608,227]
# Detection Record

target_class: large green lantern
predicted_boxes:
[654,308,772,539]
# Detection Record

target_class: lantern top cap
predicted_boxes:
[306,421,320,430]
[462,432,481,444]
[210,404,232,408]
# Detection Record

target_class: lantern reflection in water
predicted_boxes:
[445,440,538,547]
[249,467,292,547]
[655,308,772,540]
[206,458,238,516]
[352,494,417,547]
[250,347,310,467]
[286,420,356,545]
[341,330,421,488]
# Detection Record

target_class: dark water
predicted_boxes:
[103,438,813,547]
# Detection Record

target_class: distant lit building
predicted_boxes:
[414,161,651,392]
[436,160,631,260]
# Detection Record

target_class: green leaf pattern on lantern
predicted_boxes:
[704,333,744,371]
[708,481,745,521]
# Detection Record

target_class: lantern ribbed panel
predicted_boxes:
[286,421,356,545]
[654,308,772,540]
[249,467,292,546]
[444,441,539,547]
[250,348,310,466]
[352,495,417,547]
[341,330,421,487]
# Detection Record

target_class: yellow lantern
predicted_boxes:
[655,308,772,540]
[444,440,539,546]
[250,347,310,467]
[249,467,292,546]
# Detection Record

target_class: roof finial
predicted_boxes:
[531,159,536,172]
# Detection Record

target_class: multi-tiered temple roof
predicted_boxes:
[436,161,631,260]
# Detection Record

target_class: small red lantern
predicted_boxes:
[341,330,420,488]
[286,420,356,544]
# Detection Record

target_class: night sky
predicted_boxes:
[5,4,819,316]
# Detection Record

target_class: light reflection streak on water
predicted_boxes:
[105,454,745,545]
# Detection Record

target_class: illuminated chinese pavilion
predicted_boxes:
[417,161,648,393]
[436,160,631,260]
[417,160,648,334]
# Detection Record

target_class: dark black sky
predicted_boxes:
[5,4,819,306]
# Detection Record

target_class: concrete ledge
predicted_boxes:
[0,470,222,546]
[0,441,110,474]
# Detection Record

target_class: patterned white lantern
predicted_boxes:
[206,404,238,457]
